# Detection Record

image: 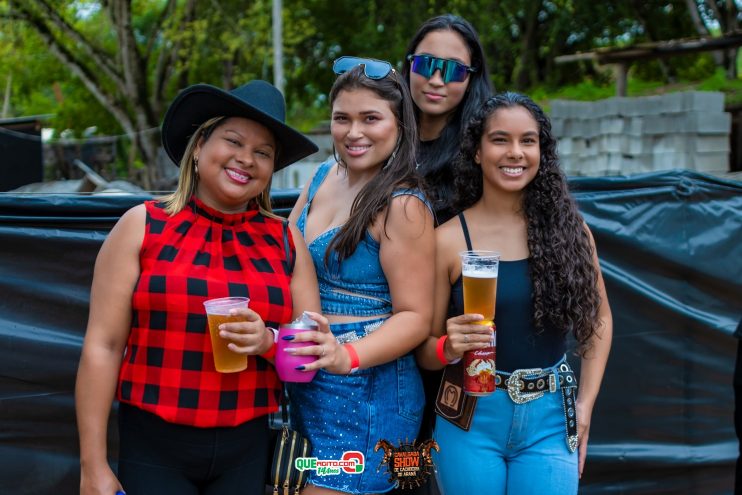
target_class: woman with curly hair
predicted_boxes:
[416,92,612,494]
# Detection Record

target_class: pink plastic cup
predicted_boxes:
[275,323,319,383]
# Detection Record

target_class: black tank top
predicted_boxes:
[448,213,566,372]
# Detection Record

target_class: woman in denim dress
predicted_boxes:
[287,59,435,494]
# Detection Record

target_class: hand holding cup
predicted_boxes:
[203,297,273,373]
[443,313,495,362]
[283,312,351,375]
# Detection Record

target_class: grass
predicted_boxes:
[532,68,742,112]
[696,69,742,105]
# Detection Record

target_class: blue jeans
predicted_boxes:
[434,385,578,495]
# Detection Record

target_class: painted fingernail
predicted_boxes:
[295,365,305,371]
[282,335,295,341]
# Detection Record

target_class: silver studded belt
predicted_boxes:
[495,363,579,453]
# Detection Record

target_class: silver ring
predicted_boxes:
[464,334,469,343]
[320,345,326,357]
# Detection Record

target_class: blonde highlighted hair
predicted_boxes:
[160,116,279,219]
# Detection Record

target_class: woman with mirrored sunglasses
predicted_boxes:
[397,15,493,495]
[286,58,435,495]
[402,14,493,225]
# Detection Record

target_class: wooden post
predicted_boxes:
[2,74,11,119]
[614,63,628,97]
[272,0,284,95]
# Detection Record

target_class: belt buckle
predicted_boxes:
[506,368,545,404]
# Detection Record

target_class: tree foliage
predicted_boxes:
[1,0,739,187]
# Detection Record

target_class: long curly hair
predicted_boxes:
[326,64,421,264]
[401,14,493,220]
[454,92,601,354]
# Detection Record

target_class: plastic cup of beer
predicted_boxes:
[460,250,500,323]
[460,251,499,396]
[203,297,250,373]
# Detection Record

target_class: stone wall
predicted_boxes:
[272,91,733,187]
[550,91,731,176]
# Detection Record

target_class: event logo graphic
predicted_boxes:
[295,451,364,476]
[374,439,439,489]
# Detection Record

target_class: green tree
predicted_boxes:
[2,0,202,188]
[686,0,740,78]
[0,0,329,186]
[1,0,738,189]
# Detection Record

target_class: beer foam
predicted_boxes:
[462,269,498,278]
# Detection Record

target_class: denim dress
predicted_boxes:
[289,160,427,494]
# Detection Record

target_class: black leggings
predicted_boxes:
[117,403,269,495]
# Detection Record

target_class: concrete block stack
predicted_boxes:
[550,91,730,176]
[272,130,333,189]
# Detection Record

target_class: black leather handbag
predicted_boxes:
[270,390,312,495]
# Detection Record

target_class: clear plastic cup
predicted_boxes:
[460,250,500,323]
[202,297,250,373]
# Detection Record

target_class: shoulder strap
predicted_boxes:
[282,220,295,274]
[458,212,473,251]
[391,188,434,216]
[281,385,290,424]
[305,159,334,204]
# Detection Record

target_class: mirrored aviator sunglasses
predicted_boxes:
[332,56,394,79]
[407,54,475,84]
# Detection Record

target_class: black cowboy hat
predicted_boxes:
[161,80,318,171]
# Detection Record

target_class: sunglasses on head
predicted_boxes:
[407,54,475,84]
[332,56,395,79]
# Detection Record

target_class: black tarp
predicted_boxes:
[1,170,740,494]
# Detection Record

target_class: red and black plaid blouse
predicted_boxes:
[117,197,293,427]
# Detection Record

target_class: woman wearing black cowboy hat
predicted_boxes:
[76,80,320,495]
